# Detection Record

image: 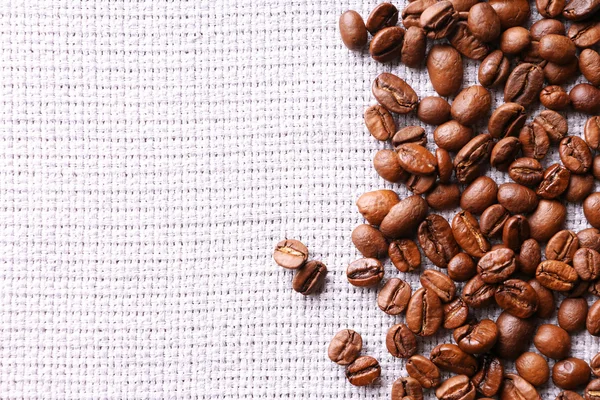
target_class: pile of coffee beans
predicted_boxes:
[273,239,327,295]
[334,0,600,398]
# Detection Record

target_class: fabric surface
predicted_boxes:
[0,0,597,398]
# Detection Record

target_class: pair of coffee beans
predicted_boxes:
[273,239,327,295]
[328,329,382,386]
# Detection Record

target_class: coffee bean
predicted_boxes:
[407,355,441,388]
[417,96,451,125]
[460,176,498,215]
[351,224,388,259]
[570,84,600,115]
[370,26,405,63]
[374,149,407,183]
[378,278,411,315]
[495,279,538,318]
[537,0,567,17]
[488,103,526,140]
[574,248,600,282]
[454,134,493,184]
[347,258,384,287]
[386,323,417,358]
[449,21,490,60]
[500,27,531,54]
[451,85,492,126]
[528,200,566,242]
[489,0,530,29]
[585,193,600,229]
[589,300,600,336]
[477,248,516,284]
[418,215,459,268]
[392,126,428,148]
[521,39,544,63]
[563,0,600,20]
[402,0,437,27]
[494,311,536,360]
[405,172,437,195]
[480,204,510,238]
[436,148,454,183]
[388,239,421,272]
[580,49,600,86]
[479,50,510,88]
[356,190,399,227]
[540,85,571,111]
[328,329,362,365]
[537,163,571,199]
[472,355,503,397]
[554,358,592,389]
[531,18,566,39]
[292,260,327,295]
[273,239,308,269]
[447,254,476,285]
[518,239,542,276]
[585,117,600,151]
[467,3,501,42]
[427,45,463,96]
[585,379,600,400]
[406,288,443,336]
[501,373,541,400]
[565,174,595,203]
[592,156,600,179]
[534,323,572,360]
[436,374,476,400]
[450,0,480,11]
[431,343,478,376]
[491,137,521,171]
[578,228,600,252]
[535,110,569,144]
[454,319,498,354]
[505,63,544,107]
[508,158,543,187]
[592,353,600,376]
[421,1,459,39]
[391,376,424,400]
[452,210,491,258]
[504,215,530,252]
[366,3,399,35]
[536,260,579,292]
[420,269,456,303]
[558,297,588,333]
[519,124,550,160]
[444,297,470,329]
[544,58,580,85]
[497,183,539,215]
[339,11,368,50]
[364,105,396,141]
[434,120,473,152]
[401,26,427,68]
[372,73,419,114]
[540,34,576,64]
[380,195,428,239]
[426,183,461,210]
[569,21,600,48]
[463,274,497,308]
[396,143,437,175]
[560,136,593,174]
[547,230,580,263]
[516,352,550,387]
[346,355,381,386]
[529,278,555,318]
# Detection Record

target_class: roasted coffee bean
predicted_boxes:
[489,0,530,29]
[417,97,451,125]
[558,297,588,333]
[347,258,384,287]
[402,0,437,28]
[585,194,600,229]
[540,85,571,111]
[366,3,399,35]
[351,224,388,259]
[346,356,381,386]
[574,248,600,281]
[495,279,538,318]
[537,0,567,17]
[370,26,405,63]
[467,3,501,42]
[391,376,424,400]
[386,323,418,358]
[420,1,459,39]
[519,124,550,160]
[585,379,600,400]
[580,49,600,86]
[389,239,421,272]
[531,18,566,39]
[396,143,436,175]
[521,39,543,63]
[448,253,477,282]
[494,311,536,360]
[450,0,479,11]
[420,269,456,303]
[560,136,592,174]
[273,239,308,269]
[431,343,478,376]
[570,84,600,115]
[529,278,555,318]
[565,174,595,203]
[339,10,368,50]
[503,216,530,251]
[454,319,498,354]
[426,184,460,210]
[378,278,412,315]
[546,230,580,263]
[472,355,503,397]
[448,21,490,60]
[536,260,579,292]
[418,215,459,269]
[454,134,493,184]
[402,26,427,68]
[569,21,600,48]
[498,183,539,214]
[434,120,473,152]
[534,323,572,360]
[406,288,443,336]
[500,27,531,55]
[328,329,362,365]
[477,248,516,284]
[544,58,580,85]
[372,73,419,114]
[374,149,407,183]
[452,210,491,258]
[517,239,542,276]
[451,85,492,126]
[405,172,436,195]
[592,353,600,376]
[508,158,544,186]
[535,110,568,143]
[579,228,600,252]
[540,34,576,65]
[365,105,396,141]
[444,297,470,329]
[505,63,544,107]
[436,375,476,400]
[463,275,497,308]
[516,352,550,387]
[380,195,428,239]
[292,260,327,295]
[501,373,541,400]
[563,0,600,20]
[479,50,510,88]
[589,300,600,336]
[357,189,399,226]
[491,137,521,171]
[554,358,592,389]
[585,116,600,152]
[528,200,566,242]
[427,45,463,96]
[460,176,497,215]
[406,355,441,388]
[488,103,526,139]
[537,163,571,199]
[480,204,510,238]
[436,149,454,184]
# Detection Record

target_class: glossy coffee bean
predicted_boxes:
[500,27,531,55]
[528,200,566,242]
[587,299,600,336]
[463,275,497,309]
[569,21,600,49]
[539,34,576,65]
[563,0,600,21]
[453,210,491,258]
[498,183,538,214]
[502,215,530,252]
[494,311,536,360]
[580,49,600,86]
[406,355,441,388]
[574,248,600,281]
[292,260,327,295]
[544,58,580,85]
[546,230,579,263]
[396,143,436,175]
[448,253,477,282]
[516,352,549,387]
[529,278,555,318]
[585,193,600,229]
[374,149,407,183]
[518,239,542,276]
[365,105,396,141]
[328,329,362,365]
[406,288,443,336]
[553,358,591,389]
[495,279,538,318]
[535,110,568,143]
[557,391,585,400]
[491,137,521,170]
[534,324,571,360]
[386,323,418,358]
[504,63,544,107]
[479,50,510,88]
[444,297,469,329]
[450,0,479,11]
[346,356,381,386]
[352,224,388,259]
[477,248,516,284]
[560,136,592,174]
[389,239,421,272]
[537,0,567,17]
[579,228,600,252]
[436,374,476,400]
[585,379,600,400]
[585,117,600,151]
[489,103,526,139]
[570,84,600,115]
[402,0,437,28]
[537,163,571,199]
[454,134,493,184]
[454,319,498,354]
[427,45,463,96]
[536,260,578,292]
[558,297,588,333]
[392,126,427,148]
[480,204,510,238]
[406,172,437,195]
[540,85,571,110]
[451,85,492,126]
[426,184,460,210]
[339,11,368,50]
[565,174,595,203]
[501,373,541,400]
[531,18,566,40]
[372,73,419,114]
[356,189,399,226]
[417,215,459,269]
[420,1,459,39]
[448,21,490,60]
[472,355,503,397]
[366,2,399,35]
[460,176,498,214]
[273,239,308,269]
[468,2,501,43]
[488,0,530,29]
[370,26,404,63]
[402,26,427,68]
[391,376,424,400]
[380,195,428,239]
[417,96,451,125]
[434,120,473,152]
[519,124,550,160]
[508,158,543,186]
[431,343,478,376]
[420,269,456,303]
[347,258,384,287]
[378,278,411,315]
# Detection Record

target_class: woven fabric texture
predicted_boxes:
[0,0,597,398]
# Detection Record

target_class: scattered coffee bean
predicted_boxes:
[546,230,579,263]
[529,278,555,318]
[574,248,600,281]
[453,319,498,354]
[494,311,536,360]
[386,323,418,358]
[537,0,567,17]
[391,376,424,400]
[504,62,544,107]
[587,299,600,336]
[502,215,530,251]
[425,183,461,210]
[498,183,539,214]
[418,216,460,267]
[472,354,504,397]
[491,137,521,170]
[372,73,419,114]
[463,274,497,308]
[519,123,550,160]
[444,297,470,329]
[536,260,579,292]
[558,297,589,333]
[535,109,568,144]
[489,102,526,139]
[373,149,407,183]
[366,2,399,35]
[347,258,384,287]
[565,174,595,203]
[292,260,327,295]
[448,253,477,282]
[402,0,437,28]
[528,199,566,242]
[477,248,516,284]
[531,18,566,39]
[580,49,600,86]
[468,3,501,42]
[495,279,538,318]
[517,239,542,276]
[585,116,600,151]
[417,96,451,125]
[449,21,490,60]
[454,134,493,184]
[427,44,463,96]
[389,239,421,272]
[435,374,476,400]
[553,357,591,389]
[480,204,510,238]
[406,172,437,195]
[563,0,600,21]
[584,193,600,229]
[351,224,388,259]
[420,1,459,39]
[500,27,531,54]
[370,26,404,63]
[402,26,427,68]
[420,269,456,303]
[378,278,411,315]
[436,148,454,183]
[328,329,362,365]
[396,143,437,175]
[273,239,308,269]
[479,50,511,88]
[534,324,571,360]
[540,34,576,64]
[451,85,492,126]
[452,210,491,258]
[501,373,541,400]
[569,21,600,48]
[540,85,571,110]
[489,0,530,29]
[346,355,381,386]
[570,84,600,115]
[537,163,571,199]
[578,228,600,252]
[431,343,478,376]
[560,136,592,174]
[434,120,473,152]
[364,104,396,141]
[406,288,443,336]
[508,158,544,186]
[460,176,498,214]
[356,189,399,226]
[516,352,550,387]
[559,390,586,399]
[380,195,428,239]
[339,10,368,50]
[406,355,441,388]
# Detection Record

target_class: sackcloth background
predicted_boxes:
[0,0,597,398]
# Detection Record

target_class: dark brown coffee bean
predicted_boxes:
[516,352,550,387]
[391,376,424,400]
[406,288,443,336]
[580,49,600,86]
[351,224,388,259]
[535,110,569,144]
[417,96,451,125]
[540,85,571,111]
[501,374,541,400]
[402,0,437,28]
[451,85,492,126]
[328,329,363,365]
[540,34,576,65]
[452,210,491,258]
[460,176,497,215]
[448,21,490,60]
[537,163,571,199]
[467,3,501,42]
[479,50,510,88]
[436,148,454,183]
[494,311,536,360]
[454,319,498,354]
[463,274,497,308]
[380,195,428,239]
[529,278,555,318]
[347,258,384,287]
[504,218,530,256]
[500,27,531,55]
[454,134,493,184]
[366,2,399,35]
[427,45,463,96]
[378,278,412,315]
[426,184,460,211]
[528,199,566,242]
[585,379,600,400]
[588,300,600,336]
[585,193,600,229]
[547,230,580,263]
[420,1,459,39]
[563,0,600,20]
[401,26,427,68]
[531,18,566,40]
[592,353,600,376]
[569,21,600,48]
[477,248,517,284]
[508,158,543,186]
[489,0,530,29]
[444,297,470,329]
[386,323,418,358]
[558,297,588,333]
[537,0,567,17]
[497,183,539,214]
[517,239,542,276]
[554,358,592,389]
[407,355,441,388]
[370,26,405,63]
[472,355,503,397]
[372,73,419,114]
[488,103,526,139]
[505,63,544,107]
[420,269,456,303]
[585,116,600,151]
[544,58,580,85]
[495,279,538,318]
[418,215,460,269]
[536,260,579,292]
[436,374,476,400]
[446,256,475,286]
[396,143,436,175]
[434,120,473,152]
[339,10,368,50]
[574,248,600,282]
[519,124,550,160]
[405,173,436,195]
[431,343,478,376]
[565,174,595,203]
[356,190,399,226]
[389,239,421,272]
[560,136,592,174]
[346,355,381,386]
[578,228,600,252]
[491,137,521,171]
[365,104,396,141]
[273,239,308,269]
[570,84,600,115]
[480,204,510,238]
[374,149,407,183]
[292,260,327,295]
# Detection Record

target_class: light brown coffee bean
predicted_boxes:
[519,124,550,160]
[477,248,517,284]
[406,288,443,336]
[417,96,451,125]
[546,230,579,264]
[500,27,531,55]
[365,104,396,141]
[436,148,454,183]
[580,49,600,86]
[447,253,476,283]
[391,376,424,400]
[588,300,600,336]
[452,210,491,258]
[460,176,498,215]
[488,102,526,139]
[374,149,407,183]
[563,0,600,21]
[391,125,427,148]
[540,85,571,111]
[578,228,600,252]
[434,120,473,152]
[453,319,499,354]
[427,45,463,96]
[497,183,539,214]
[537,163,571,199]
[444,297,470,329]
[537,0,567,17]
[389,239,421,272]
[480,204,510,238]
[528,199,566,242]
[585,116,600,151]
[380,195,428,239]
[420,269,456,303]
[529,278,555,318]
[501,373,541,400]
[565,174,595,203]
[372,73,419,114]
[273,239,308,269]
[405,172,437,195]
[426,184,460,210]
[339,11,368,50]
[570,84,600,115]
[378,278,412,315]
[370,26,405,63]
[553,358,591,389]
[472,355,504,397]
[431,343,478,376]
[418,215,460,268]
[560,136,592,174]
[420,1,459,39]
[402,0,437,28]
[508,158,544,186]
[539,34,576,64]
[402,26,427,68]
[347,258,384,287]
[356,190,399,227]
[352,224,388,259]
[328,329,362,365]
[454,134,493,184]
[516,352,550,387]
[346,356,381,386]
[386,323,418,358]
[495,279,539,319]
[494,311,536,360]
[535,110,568,143]
[479,50,510,88]
[504,63,544,107]
[468,3,501,42]
[536,260,579,292]
[531,18,566,40]
[489,0,530,29]
[462,275,497,309]
[544,58,580,85]
[436,375,476,400]
[396,143,437,175]
[573,248,600,281]
[451,85,492,126]
[569,21,600,48]
[585,193,600,229]
[518,239,542,276]
[406,355,441,388]
[448,21,490,60]
[558,297,588,333]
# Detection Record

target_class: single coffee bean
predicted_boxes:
[546,230,579,263]
[454,319,498,354]
[560,136,592,174]
[347,258,384,287]
[491,137,521,171]
[544,58,580,85]
[378,278,412,315]
[529,278,555,318]
[448,253,477,282]
[517,239,542,276]
[374,149,407,183]
[519,124,550,160]
[436,374,476,400]
[365,104,396,141]
[540,34,576,65]
[370,26,405,63]
[463,274,497,308]
[528,200,566,242]
[536,260,579,292]
[454,134,493,184]
[592,353,600,376]
[420,269,456,303]
[339,11,368,50]
[554,358,592,389]
[372,73,419,114]
[563,0,600,20]
[574,248,600,281]
[404,172,436,195]
[366,2,399,35]
[578,228,600,252]
[494,311,536,360]
[584,193,600,229]
[391,125,428,148]
[406,288,443,336]
[386,323,418,358]
[452,210,491,258]
[585,379,600,400]
[351,224,388,259]
[273,239,308,269]
[585,116,600,151]
[589,300,600,335]
[570,84,600,115]
[537,163,571,199]
[436,148,454,183]
[495,279,538,318]
[503,215,530,252]
[396,143,436,175]
[480,204,510,238]
[489,0,530,29]
[516,352,550,387]
[406,355,441,388]
[402,0,437,28]
[401,26,427,68]
[292,260,327,295]
[531,18,566,40]
[389,239,421,272]
[565,174,595,203]
[479,50,510,88]
[391,376,424,400]
[427,45,463,96]
[431,343,478,376]
[569,21,600,48]
[418,215,460,269]
[535,110,568,144]
[356,189,399,226]
[558,297,588,333]
[434,120,473,152]
[426,183,460,210]
[497,183,539,214]
[448,21,490,60]
[420,1,459,39]
[500,27,531,55]
[505,63,544,107]
[488,103,526,139]
[328,329,363,365]
[468,3,501,42]
[417,96,451,125]
[540,85,571,110]
[346,355,381,386]
[444,297,470,329]
[534,324,571,360]
[501,373,541,400]
[451,85,492,126]
[508,158,543,186]
[472,355,503,397]
[580,49,600,86]
[460,176,497,215]
[477,248,517,284]
[537,0,567,17]
[380,195,428,239]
